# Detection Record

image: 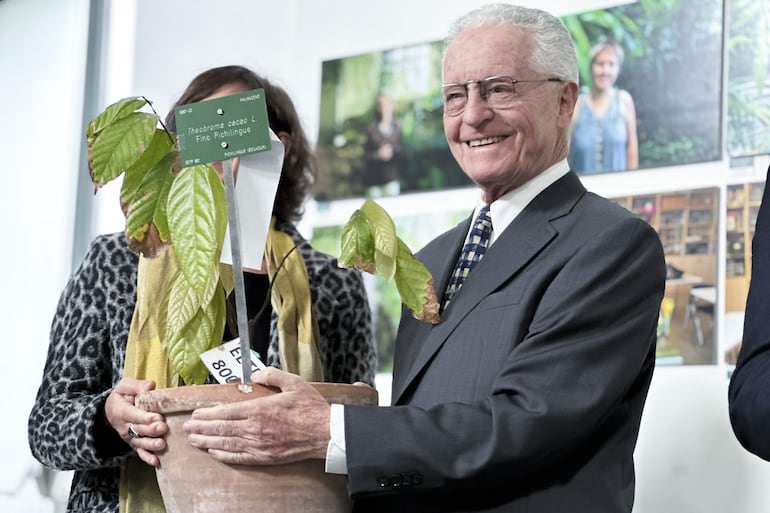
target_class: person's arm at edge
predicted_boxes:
[729,165,770,459]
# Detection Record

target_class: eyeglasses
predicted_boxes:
[442,76,563,116]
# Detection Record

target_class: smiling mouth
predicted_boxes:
[468,135,507,147]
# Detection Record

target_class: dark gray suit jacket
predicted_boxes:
[346,172,666,512]
[729,165,770,459]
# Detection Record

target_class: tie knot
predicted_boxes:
[470,205,492,241]
[441,204,493,311]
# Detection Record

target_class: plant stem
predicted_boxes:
[142,96,175,145]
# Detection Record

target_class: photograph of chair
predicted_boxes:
[685,284,716,347]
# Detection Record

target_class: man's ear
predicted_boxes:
[557,81,579,128]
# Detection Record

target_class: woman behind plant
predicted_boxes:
[28,64,376,513]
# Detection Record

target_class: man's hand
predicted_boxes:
[183,367,332,465]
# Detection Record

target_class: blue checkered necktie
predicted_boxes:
[442,205,492,310]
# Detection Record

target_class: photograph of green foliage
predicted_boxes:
[315,40,471,201]
[727,0,770,158]
[563,0,723,174]
[314,0,724,200]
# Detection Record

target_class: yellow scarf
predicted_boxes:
[265,219,324,382]
[120,221,322,512]
[119,247,178,513]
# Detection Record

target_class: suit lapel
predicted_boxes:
[392,172,586,404]
[390,219,469,395]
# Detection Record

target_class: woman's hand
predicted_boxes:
[104,378,168,466]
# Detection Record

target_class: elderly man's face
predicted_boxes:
[442,25,576,202]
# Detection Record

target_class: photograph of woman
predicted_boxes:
[362,92,402,197]
[568,38,638,174]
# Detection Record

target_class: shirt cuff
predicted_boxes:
[325,404,348,474]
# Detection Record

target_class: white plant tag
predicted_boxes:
[200,338,267,384]
[220,131,284,271]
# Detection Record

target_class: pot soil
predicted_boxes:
[136,382,378,513]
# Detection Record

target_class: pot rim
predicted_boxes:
[135,381,378,414]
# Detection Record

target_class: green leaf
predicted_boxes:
[360,199,398,280]
[394,238,440,324]
[89,112,159,190]
[339,209,376,273]
[219,263,234,296]
[164,285,226,385]
[203,284,227,349]
[167,165,226,305]
[165,269,200,345]
[340,200,439,324]
[120,129,176,213]
[150,156,177,244]
[125,151,177,256]
[86,96,147,141]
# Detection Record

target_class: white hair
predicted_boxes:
[444,3,579,83]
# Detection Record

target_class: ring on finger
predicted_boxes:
[127,423,141,439]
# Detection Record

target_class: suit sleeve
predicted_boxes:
[343,214,665,496]
[729,166,770,460]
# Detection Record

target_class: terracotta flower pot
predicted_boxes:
[136,382,378,513]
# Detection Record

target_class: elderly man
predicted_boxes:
[184,4,666,512]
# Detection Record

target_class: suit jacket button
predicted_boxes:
[411,471,423,485]
[390,474,403,487]
[377,476,390,488]
[400,472,413,486]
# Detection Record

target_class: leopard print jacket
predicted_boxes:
[28,223,376,512]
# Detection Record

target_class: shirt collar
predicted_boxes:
[472,159,570,246]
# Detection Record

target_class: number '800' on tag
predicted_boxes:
[199,339,267,384]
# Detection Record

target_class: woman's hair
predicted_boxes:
[589,38,625,67]
[165,65,316,223]
[443,3,578,83]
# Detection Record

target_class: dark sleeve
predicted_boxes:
[28,234,135,470]
[729,166,770,460]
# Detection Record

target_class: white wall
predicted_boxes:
[634,366,770,512]
[0,0,91,511]
[7,1,770,512]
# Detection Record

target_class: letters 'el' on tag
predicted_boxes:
[199,338,267,384]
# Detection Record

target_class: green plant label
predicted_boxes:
[175,88,272,166]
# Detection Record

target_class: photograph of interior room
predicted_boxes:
[2,0,769,512]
